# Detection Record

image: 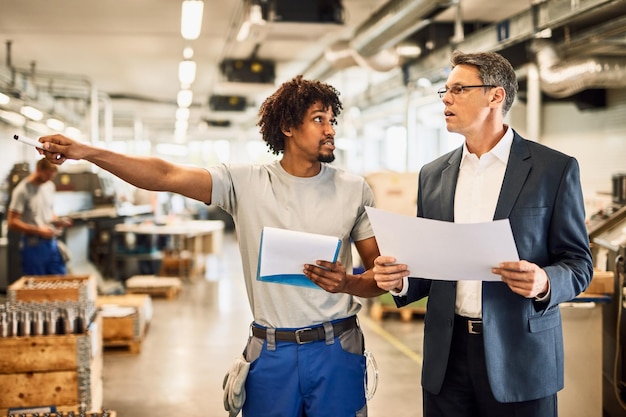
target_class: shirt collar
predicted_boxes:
[461,125,513,165]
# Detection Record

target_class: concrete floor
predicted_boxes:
[100,231,602,417]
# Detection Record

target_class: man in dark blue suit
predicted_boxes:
[373,50,593,416]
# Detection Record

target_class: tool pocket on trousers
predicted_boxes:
[338,326,365,356]
[244,335,264,363]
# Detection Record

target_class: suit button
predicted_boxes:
[447,319,453,327]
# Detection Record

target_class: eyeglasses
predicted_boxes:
[437,85,496,99]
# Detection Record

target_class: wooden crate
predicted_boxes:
[0,407,116,416]
[97,294,152,353]
[8,274,97,303]
[0,314,103,410]
[125,275,182,300]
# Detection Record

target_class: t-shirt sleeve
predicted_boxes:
[8,184,26,214]
[351,179,376,242]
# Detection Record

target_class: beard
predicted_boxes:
[318,152,335,163]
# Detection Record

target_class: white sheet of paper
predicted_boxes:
[257,226,342,289]
[365,206,519,281]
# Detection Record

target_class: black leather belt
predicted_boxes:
[252,316,357,344]
[455,315,483,335]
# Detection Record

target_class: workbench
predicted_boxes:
[113,220,225,280]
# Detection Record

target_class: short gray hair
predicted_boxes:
[450,50,518,116]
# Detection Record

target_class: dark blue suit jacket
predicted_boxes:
[394,131,593,402]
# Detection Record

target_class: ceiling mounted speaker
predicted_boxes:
[220,59,275,84]
[267,0,344,24]
[209,95,247,112]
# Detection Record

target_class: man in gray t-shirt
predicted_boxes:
[39,76,386,417]
[8,157,71,275]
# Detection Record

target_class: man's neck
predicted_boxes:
[279,157,322,178]
[465,124,508,158]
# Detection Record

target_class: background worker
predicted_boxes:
[37,75,384,417]
[8,157,72,275]
[373,51,593,417]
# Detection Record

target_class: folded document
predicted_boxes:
[257,226,342,289]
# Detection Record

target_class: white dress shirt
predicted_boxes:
[454,127,513,318]
[390,128,514,314]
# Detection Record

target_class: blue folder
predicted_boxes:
[256,226,342,289]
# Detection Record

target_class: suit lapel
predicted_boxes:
[441,149,462,222]
[494,133,532,220]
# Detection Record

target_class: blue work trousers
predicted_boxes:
[21,236,67,275]
[243,320,367,417]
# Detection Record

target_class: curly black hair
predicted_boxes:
[257,75,343,155]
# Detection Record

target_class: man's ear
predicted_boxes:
[281,126,293,137]
[491,86,506,106]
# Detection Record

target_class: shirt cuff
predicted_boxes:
[534,280,551,302]
[389,276,409,297]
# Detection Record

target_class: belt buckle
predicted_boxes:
[295,327,313,344]
[467,320,482,335]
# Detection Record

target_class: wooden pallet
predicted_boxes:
[369,293,427,322]
[0,408,116,417]
[369,302,426,322]
[97,294,151,355]
[126,285,180,300]
[125,275,182,300]
[102,339,142,354]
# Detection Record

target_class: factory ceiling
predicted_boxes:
[1,0,625,145]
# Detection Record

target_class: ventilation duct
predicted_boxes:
[323,41,402,72]
[304,0,453,80]
[530,39,626,98]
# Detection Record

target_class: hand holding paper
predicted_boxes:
[365,207,519,281]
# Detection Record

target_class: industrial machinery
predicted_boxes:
[588,175,626,417]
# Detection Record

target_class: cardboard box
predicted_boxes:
[0,314,103,410]
[8,274,97,303]
[586,270,615,294]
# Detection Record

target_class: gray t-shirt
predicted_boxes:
[209,160,375,328]
[9,179,57,228]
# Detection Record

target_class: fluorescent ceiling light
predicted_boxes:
[181,0,204,40]
[47,118,65,131]
[183,47,194,59]
[177,89,193,108]
[0,110,26,126]
[20,105,44,121]
[175,119,188,131]
[396,43,422,58]
[0,92,10,105]
[178,60,197,86]
[176,107,190,121]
